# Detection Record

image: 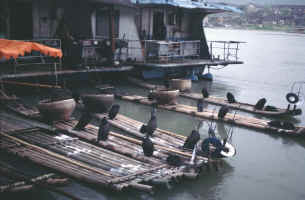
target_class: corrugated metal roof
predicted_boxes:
[131,0,243,13]
[89,0,135,7]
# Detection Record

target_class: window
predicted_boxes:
[168,13,177,25]
[96,8,119,38]
[168,11,182,27]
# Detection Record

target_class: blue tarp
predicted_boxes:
[131,0,243,14]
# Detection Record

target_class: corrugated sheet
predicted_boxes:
[89,0,135,7]
[131,0,243,13]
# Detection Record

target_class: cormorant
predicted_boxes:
[139,124,147,134]
[146,115,157,136]
[197,99,204,112]
[254,98,266,110]
[74,111,92,130]
[201,88,209,98]
[218,106,229,119]
[268,120,295,130]
[142,135,154,157]
[108,104,120,120]
[226,92,236,103]
[183,130,200,150]
[97,117,110,141]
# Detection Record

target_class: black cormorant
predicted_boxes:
[108,104,120,120]
[254,98,266,110]
[226,92,236,104]
[183,130,200,150]
[74,111,92,130]
[97,117,110,141]
[142,135,154,157]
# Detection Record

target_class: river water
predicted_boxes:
[3,29,305,200]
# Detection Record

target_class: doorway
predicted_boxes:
[10,1,33,40]
[153,11,165,40]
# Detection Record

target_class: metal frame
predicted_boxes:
[11,39,62,75]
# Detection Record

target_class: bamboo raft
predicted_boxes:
[0,112,201,192]
[2,98,208,165]
[1,92,209,165]
[115,94,305,136]
[179,92,301,117]
[126,76,302,117]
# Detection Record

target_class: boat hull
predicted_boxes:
[37,98,76,121]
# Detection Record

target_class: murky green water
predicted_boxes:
[2,29,305,200]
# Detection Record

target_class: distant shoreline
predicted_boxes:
[205,26,305,34]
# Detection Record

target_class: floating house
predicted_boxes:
[128,0,244,80]
[0,0,138,80]
[0,0,243,81]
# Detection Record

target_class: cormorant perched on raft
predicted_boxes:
[140,124,147,134]
[218,106,229,119]
[226,92,236,104]
[108,104,120,120]
[197,99,204,112]
[201,88,209,98]
[140,106,157,136]
[268,120,295,130]
[254,98,266,110]
[74,111,92,130]
[146,115,157,136]
[183,130,200,150]
[142,135,154,157]
[97,117,110,141]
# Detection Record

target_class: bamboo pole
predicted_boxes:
[0,80,61,89]
[0,163,85,200]
[0,175,67,193]
[0,131,113,178]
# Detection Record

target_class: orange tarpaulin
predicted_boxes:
[0,39,63,60]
